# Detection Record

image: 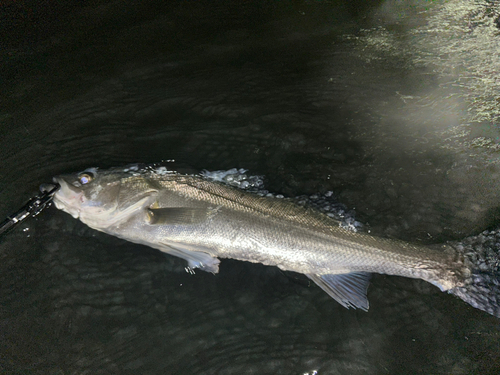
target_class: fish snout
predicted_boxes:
[52,177,84,218]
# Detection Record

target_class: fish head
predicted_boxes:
[52,167,156,229]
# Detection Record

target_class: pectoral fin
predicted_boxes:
[147,207,209,225]
[307,272,371,311]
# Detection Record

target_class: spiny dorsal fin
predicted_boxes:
[307,272,371,311]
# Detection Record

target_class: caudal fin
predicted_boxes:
[449,271,500,318]
[449,230,500,318]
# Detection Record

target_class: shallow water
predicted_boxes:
[1,1,500,373]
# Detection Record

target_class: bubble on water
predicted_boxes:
[201,169,267,192]
[451,228,500,272]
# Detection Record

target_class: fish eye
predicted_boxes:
[78,172,94,185]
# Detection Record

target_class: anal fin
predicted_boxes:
[307,272,371,311]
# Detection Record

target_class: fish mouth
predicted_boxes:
[52,177,84,219]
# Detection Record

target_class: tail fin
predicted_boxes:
[449,272,500,318]
[448,230,500,318]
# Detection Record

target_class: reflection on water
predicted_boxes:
[1,0,500,373]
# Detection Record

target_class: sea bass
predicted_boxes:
[51,165,500,317]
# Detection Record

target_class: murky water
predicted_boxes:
[1,1,500,373]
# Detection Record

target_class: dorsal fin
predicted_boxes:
[307,272,371,311]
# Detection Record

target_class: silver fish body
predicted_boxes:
[52,166,499,316]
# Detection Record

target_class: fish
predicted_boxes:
[51,165,500,317]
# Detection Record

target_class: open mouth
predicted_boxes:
[52,177,84,219]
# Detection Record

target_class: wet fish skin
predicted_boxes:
[51,165,500,317]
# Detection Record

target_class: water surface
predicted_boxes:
[1,1,500,373]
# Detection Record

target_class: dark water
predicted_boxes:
[1,1,500,373]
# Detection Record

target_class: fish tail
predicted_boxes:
[449,271,500,318]
[448,233,500,318]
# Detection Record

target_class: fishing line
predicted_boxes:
[0,183,60,236]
